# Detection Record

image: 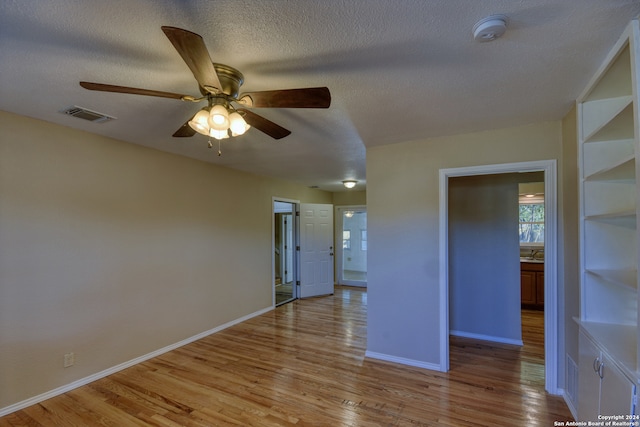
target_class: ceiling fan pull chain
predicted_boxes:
[206,137,222,156]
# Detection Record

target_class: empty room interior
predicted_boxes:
[2,1,640,425]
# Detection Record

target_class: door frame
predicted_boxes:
[335,205,367,287]
[439,159,560,394]
[272,197,300,306]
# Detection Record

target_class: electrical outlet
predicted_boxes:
[63,352,75,368]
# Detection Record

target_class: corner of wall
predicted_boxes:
[560,103,580,392]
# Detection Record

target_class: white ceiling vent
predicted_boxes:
[60,105,115,123]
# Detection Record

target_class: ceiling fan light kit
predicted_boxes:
[79,26,331,152]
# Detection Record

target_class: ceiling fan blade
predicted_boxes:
[237,108,291,140]
[173,119,196,137]
[80,82,188,100]
[161,26,222,94]
[238,87,331,108]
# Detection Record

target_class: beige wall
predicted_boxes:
[366,121,566,370]
[333,190,366,206]
[0,110,331,409]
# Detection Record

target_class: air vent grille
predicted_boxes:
[60,106,115,123]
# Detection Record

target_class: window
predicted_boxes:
[360,230,367,251]
[343,230,351,250]
[519,203,544,243]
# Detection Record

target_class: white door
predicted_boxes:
[299,203,334,298]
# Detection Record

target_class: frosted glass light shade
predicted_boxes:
[188,109,211,135]
[209,104,230,131]
[229,112,248,136]
[209,128,229,140]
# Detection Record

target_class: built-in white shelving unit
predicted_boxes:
[577,20,639,419]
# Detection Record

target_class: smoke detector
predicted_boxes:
[473,15,507,42]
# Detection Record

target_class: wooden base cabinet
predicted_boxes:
[578,330,636,420]
[520,262,544,310]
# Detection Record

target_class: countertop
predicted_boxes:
[520,258,544,264]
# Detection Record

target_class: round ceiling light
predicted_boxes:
[473,15,507,42]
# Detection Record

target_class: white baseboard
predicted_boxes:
[450,330,523,346]
[365,350,444,372]
[0,306,274,417]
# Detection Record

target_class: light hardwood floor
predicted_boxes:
[1,287,571,426]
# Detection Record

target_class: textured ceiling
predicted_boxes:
[1,1,639,191]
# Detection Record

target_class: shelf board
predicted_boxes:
[583,101,634,143]
[582,95,633,140]
[584,210,636,228]
[581,42,632,102]
[583,138,635,178]
[584,156,635,182]
[586,268,638,291]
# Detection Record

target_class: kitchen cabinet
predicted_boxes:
[578,330,636,420]
[520,262,544,309]
[576,19,640,421]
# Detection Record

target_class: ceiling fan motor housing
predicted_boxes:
[211,63,244,98]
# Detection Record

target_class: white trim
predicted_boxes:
[450,330,524,346]
[364,351,443,372]
[438,170,450,372]
[0,306,274,417]
[439,159,561,395]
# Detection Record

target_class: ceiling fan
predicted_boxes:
[79,26,331,146]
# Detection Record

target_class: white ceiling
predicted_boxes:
[1,1,639,192]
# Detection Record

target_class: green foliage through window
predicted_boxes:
[519,203,544,243]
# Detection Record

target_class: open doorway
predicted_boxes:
[336,206,367,287]
[274,200,297,306]
[518,179,545,310]
[448,173,525,346]
[439,160,559,394]
[273,199,335,305]
[448,172,545,345]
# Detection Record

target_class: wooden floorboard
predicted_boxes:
[0,287,571,426]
